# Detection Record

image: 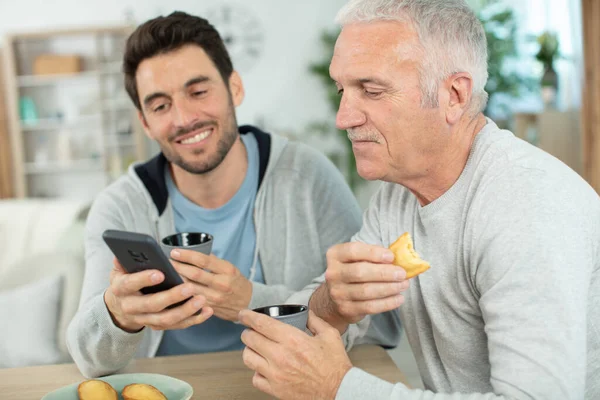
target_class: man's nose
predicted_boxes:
[172,98,198,127]
[336,94,366,130]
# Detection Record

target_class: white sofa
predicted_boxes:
[0,198,90,368]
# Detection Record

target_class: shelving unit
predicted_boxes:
[3,26,149,199]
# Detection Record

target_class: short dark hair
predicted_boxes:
[123,11,234,110]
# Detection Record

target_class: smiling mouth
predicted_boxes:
[177,128,213,144]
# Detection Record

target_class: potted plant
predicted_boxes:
[535,31,560,107]
[477,2,535,121]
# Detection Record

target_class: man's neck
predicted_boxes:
[170,136,248,209]
[404,114,487,206]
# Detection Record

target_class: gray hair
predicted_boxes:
[336,0,489,113]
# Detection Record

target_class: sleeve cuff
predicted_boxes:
[96,292,146,341]
[335,367,399,400]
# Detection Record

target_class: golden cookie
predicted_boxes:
[77,379,118,400]
[389,232,431,278]
[122,383,167,400]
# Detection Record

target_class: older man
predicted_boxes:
[238,0,600,399]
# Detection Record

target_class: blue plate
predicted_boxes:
[41,373,193,400]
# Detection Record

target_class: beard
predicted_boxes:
[160,99,239,175]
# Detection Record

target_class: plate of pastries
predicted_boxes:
[42,373,193,400]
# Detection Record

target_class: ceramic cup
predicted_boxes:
[252,304,309,331]
[160,232,213,259]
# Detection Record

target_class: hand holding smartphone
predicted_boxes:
[102,230,205,330]
[102,229,186,297]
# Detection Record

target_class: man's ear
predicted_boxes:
[228,70,245,107]
[443,72,474,124]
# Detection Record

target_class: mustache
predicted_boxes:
[347,129,380,143]
[169,121,217,142]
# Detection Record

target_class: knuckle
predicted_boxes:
[143,296,158,313]
[242,349,252,366]
[111,285,124,297]
[154,316,166,327]
[253,319,266,333]
[326,246,337,262]
[364,301,381,315]
[212,292,225,303]
[326,326,341,338]
[120,301,133,315]
[131,315,143,327]
[347,242,360,260]
[287,334,301,349]
[338,302,352,317]
[123,273,135,289]
[325,267,338,283]
[214,279,231,293]
[329,285,342,301]
[252,373,261,388]
[353,266,364,281]
[181,318,196,329]
[362,285,374,299]
[189,268,204,282]
[272,351,285,367]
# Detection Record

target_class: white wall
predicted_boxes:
[0,0,346,137]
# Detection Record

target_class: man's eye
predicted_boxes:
[152,103,169,113]
[192,90,207,97]
[364,90,382,98]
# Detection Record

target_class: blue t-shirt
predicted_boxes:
[156,133,265,356]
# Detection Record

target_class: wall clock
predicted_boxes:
[205,4,265,73]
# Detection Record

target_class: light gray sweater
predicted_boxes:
[295,120,600,399]
[66,130,363,378]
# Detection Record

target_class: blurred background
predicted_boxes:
[1,0,597,207]
[0,0,598,387]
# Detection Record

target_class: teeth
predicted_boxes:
[181,130,211,144]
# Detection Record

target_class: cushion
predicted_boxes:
[0,251,83,361]
[0,274,64,368]
[0,199,90,276]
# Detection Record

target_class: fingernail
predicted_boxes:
[193,299,203,308]
[395,270,405,280]
[171,249,180,258]
[382,251,395,263]
[181,286,193,297]
[151,273,162,283]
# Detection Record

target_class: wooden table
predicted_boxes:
[0,345,406,399]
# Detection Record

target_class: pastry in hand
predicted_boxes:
[122,383,167,400]
[389,232,431,278]
[77,379,118,400]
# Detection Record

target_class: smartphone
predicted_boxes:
[102,229,192,310]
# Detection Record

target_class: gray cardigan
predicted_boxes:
[66,126,362,378]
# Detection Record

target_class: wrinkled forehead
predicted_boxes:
[330,21,421,79]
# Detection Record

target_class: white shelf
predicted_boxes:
[5,26,147,198]
[20,114,103,131]
[17,62,122,87]
[24,159,104,174]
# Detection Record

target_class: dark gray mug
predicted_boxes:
[160,232,213,259]
[252,304,308,331]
